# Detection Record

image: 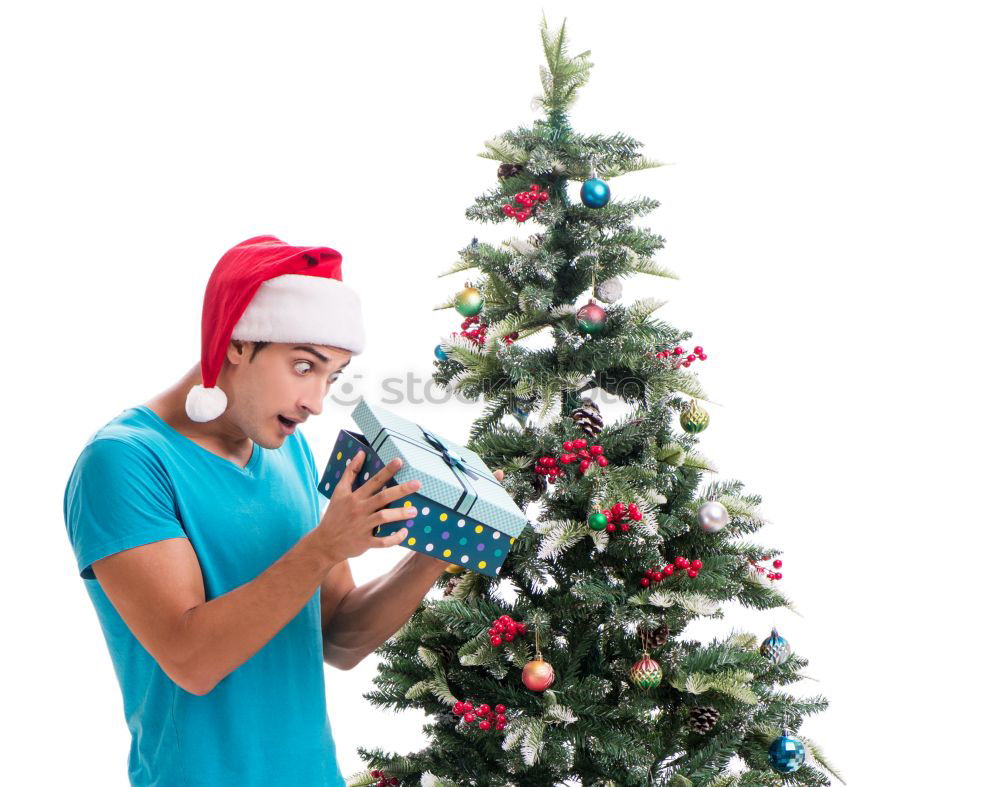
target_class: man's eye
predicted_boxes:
[294,361,311,374]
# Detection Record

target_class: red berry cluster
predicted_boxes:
[750,557,783,581]
[368,770,398,787]
[502,184,549,222]
[559,438,608,473]
[602,501,643,534]
[652,344,708,369]
[451,700,508,731]
[488,614,526,647]
[452,315,487,346]
[502,331,519,345]
[638,556,704,588]
[533,455,565,481]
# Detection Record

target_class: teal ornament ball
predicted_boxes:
[768,731,806,773]
[434,344,448,361]
[576,299,607,335]
[581,177,611,208]
[759,628,791,665]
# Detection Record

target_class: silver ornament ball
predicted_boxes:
[596,277,623,303]
[697,501,730,533]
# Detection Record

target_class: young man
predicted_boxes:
[63,235,502,786]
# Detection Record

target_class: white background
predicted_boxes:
[2,1,997,784]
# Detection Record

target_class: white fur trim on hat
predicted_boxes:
[185,384,229,423]
[231,273,366,353]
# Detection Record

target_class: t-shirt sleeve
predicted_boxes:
[64,437,188,580]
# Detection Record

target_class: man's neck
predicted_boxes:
[144,364,255,466]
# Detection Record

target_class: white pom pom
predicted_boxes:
[185,384,228,422]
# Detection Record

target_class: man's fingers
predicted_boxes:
[366,478,422,513]
[336,450,366,491]
[493,468,504,481]
[356,456,405,498]
[369,526,410,549]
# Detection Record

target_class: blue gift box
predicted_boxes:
[317,398,528,576]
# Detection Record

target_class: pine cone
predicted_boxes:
[432,709,458,728]
[571,398,603,438]
[443,576,460,596]
[530,473,549,496]
[497,163,524,179]
[641,623,670,648]
[688,705,721,734]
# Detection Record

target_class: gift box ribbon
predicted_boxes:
[371,424,501,517]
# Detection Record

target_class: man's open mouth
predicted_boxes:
[278,415,296,428]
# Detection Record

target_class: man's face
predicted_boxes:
[223,340,352,448]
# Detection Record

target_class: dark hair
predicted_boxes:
[250,341,270,362]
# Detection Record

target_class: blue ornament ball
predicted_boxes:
[759,628,791,665]
[768,733,806,773]
[580,177,611,208]
[434,344,448,361]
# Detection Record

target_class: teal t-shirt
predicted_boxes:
[63,405,347,787]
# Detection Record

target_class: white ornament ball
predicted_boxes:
[596,277,623,303]
[697,501,730,534]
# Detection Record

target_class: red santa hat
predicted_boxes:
[185,234,365,422]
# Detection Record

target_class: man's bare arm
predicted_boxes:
[92,529,340,696]
[322,551,447,670]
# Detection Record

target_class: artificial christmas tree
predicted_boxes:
[348,15,841,786]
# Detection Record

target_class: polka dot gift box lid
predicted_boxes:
[316,397,529,576]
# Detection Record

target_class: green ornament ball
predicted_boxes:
[455,285,484,317]
[680,401,710,434]
[588,511,608,531]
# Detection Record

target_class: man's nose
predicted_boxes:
[299,387,325,418]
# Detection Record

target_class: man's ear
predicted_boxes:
[226,339,247,366]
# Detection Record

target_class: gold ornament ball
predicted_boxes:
[521,656,556,691]
[444,564,465,575]
[455,286,484,317]
[680,401,710,434]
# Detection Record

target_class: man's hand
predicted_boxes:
[314,451,421,563]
